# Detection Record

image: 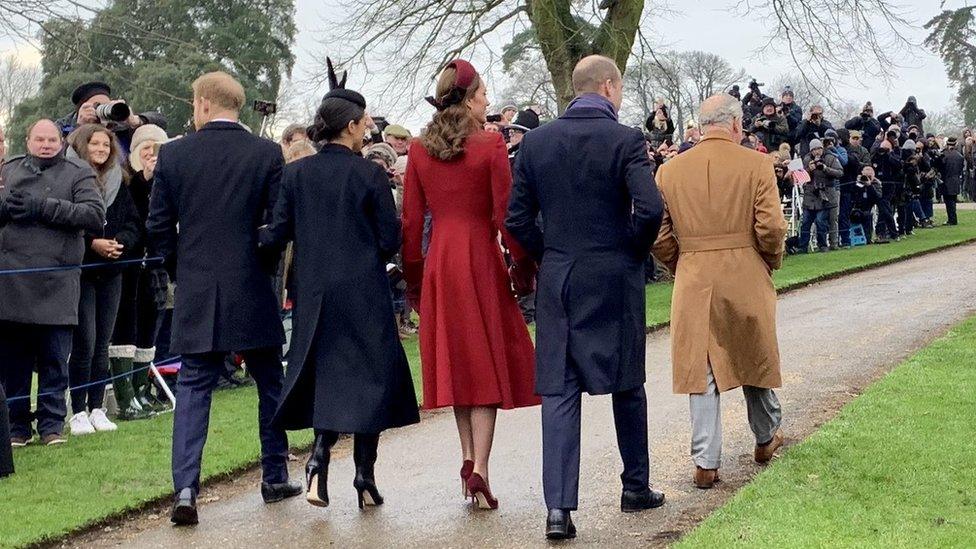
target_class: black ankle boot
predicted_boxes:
[306,431,338,507]
[353,433,383,508]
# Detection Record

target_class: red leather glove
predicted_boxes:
[509,258,538,297]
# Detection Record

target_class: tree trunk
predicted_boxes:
[527,0,645,112]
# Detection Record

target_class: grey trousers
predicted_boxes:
[689,365,782,470]
[828,188,841,248]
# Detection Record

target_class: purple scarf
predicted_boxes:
[566,93,618,121]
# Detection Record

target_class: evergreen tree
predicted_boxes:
[926,7,976,126]
[6,0,295,154]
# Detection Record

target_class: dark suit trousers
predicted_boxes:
[0,380,13,476]
[945,194,958,225]
[171,347,289,491]
[542,362,649,510]
[0,321,72,439]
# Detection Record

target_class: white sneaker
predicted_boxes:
[69,412,96,436]
[89,409,118,432]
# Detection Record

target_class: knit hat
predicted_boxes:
[761,97,777,108]
[824,129,838,139]
[809,138,824,150]
[129,124,169,172]
[907,96,917,105]
[781,87,794,98]
[901,139,916,151]
[384,124,412,139]
[947,136,958,146]
[849,130,863,139]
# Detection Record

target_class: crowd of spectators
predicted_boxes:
[639,81,969,254]
[0,72,974,466]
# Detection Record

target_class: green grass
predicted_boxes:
[642,209,976,327]
[0,389,314,548]
[2,209,974,548]
[677,314,976,548]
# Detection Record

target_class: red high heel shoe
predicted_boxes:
[466,473,498,510]
[460,460,474,497]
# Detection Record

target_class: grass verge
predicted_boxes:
[677,314,976,548]
[2,211,974,547]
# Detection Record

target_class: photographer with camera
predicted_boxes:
[836,129,869,247]
[799,138,843,252]
[822,130,848,249]
[748,97,790,152]
[779,88,803,147]
[644,100,675,148]
[845,102,882,145]
[898,96,927,134]
[899,140,928,233]
[871,137,904,240]
[56,82,167,155]
[795,105,834,158]
[853,165,896,243]
[741,79,769,121]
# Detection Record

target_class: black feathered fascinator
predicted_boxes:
[323,57,366,109]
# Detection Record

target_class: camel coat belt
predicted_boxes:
[652,132,787,394]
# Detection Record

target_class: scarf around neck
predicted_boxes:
[566,93,619,121]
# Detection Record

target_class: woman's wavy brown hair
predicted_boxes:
[69,124,124,193]
[420,67,484,161]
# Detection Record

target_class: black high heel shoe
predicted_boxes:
[306,431,338,508]
[353,433,384,509]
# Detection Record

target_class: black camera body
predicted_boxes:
[253,100,277,116]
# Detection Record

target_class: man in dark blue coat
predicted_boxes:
[147,71,301,526]
[506,55,666,540]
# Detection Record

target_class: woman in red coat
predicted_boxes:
[403,60,540,510]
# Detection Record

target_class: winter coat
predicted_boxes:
[780,102,803,137]
[507,104,664,396]
[645,115,675,146]
[260,144,420,433]
[147,121,284,355]
[844,115,883,145]
[795,119,835,157]
[942,148,965,196]
[0,154,105,325]
[802,152,843,210]
[749,113,790,151]
[899,104,927,133]
[652,132,786,394]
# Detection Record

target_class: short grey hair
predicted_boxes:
[699,95,743,128]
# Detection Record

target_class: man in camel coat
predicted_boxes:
[652,94,788,489]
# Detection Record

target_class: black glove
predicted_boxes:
[7,191,45,222]
[148,267,170,310]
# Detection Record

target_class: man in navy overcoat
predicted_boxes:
[506,56,667,540]
[147,72,301,525]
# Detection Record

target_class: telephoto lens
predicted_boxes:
[95,101,131,123]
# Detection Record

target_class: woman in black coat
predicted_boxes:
[260,71,419,510]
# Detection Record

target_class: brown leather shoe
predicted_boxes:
[754,430,784,464]
[693,467,719,489]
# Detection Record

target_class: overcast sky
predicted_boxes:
[288,0,956,132]
[1,0,958,134]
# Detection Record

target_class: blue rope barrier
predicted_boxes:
[4,355,182,404]
[0,256,164,276]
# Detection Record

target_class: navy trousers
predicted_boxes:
[838,192,855,246]
[0,321,72,439]
[171,347,289,491]
[542,362,649,510]
[0,380,13,476]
